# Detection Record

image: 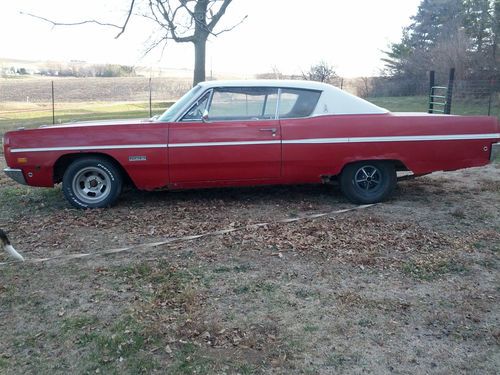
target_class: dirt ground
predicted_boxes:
[0,155,499,374]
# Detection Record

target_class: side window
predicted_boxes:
[279,89,321,119]
[279,92,299,115]
[181,91,211,121]
[208,87,279,121]
[263,93,279,117]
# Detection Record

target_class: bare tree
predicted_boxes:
[356,77,372,98]
[302,61,338,83]
[23,0,245,86]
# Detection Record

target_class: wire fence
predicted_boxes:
[451,79,500,117]
[0,77,192,134]
[363,76,499,117]
[0,76,498,135]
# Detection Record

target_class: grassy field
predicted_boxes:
[368,95,499,117]
[0,101,170,133]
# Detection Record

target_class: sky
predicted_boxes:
[0,0,422,78]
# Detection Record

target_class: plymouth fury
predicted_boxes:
[3,80,500,208]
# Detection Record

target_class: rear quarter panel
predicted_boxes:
[281,113,499,179]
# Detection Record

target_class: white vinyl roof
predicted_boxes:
[199,80,388,115]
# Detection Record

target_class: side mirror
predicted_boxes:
[201,109,209,123]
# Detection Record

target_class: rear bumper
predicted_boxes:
[3,168,27,185]
[491,143,500,162]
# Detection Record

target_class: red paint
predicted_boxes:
[3,113,499,191]
[168,119,281,183]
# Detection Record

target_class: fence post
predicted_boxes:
[51,80,55,124]
[149,77,152,118]
[428,71,435,113]
[444,68,455,115]
[488,78,494,116]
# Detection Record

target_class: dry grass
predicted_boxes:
[0,76,190,102]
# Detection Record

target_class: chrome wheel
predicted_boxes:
[72,166,111,204]
[63,158,122,209]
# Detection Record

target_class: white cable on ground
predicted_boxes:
[0,204,375,267]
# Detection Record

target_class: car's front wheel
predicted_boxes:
[340,161,396,204]
[62,157,123,209]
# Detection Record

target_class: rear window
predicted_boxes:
[279,89,321,119]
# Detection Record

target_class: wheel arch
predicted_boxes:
[53,153,134,187]
[338,158,409,176]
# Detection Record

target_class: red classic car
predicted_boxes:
[3,80,500,208]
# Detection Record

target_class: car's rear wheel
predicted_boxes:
[62,157,122,209]
[340,161,396,204]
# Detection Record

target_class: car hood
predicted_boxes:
[38,118,154,129]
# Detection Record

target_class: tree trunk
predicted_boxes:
[494,0,499,65]
[192,0,209,86]
[193,39,206,86]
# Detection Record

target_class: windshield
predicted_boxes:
[158,85,202,122]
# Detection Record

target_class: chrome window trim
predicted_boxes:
[179,87,281,123]
[275,88,282,120]
[158,84,203,123]
[177,89,214,123]
[174,85,324,123]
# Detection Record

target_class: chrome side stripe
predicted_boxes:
[10,141,281,153]
[168,140,281,148]
[11,144,169,153]
[9,133,500,153]
[283,133,500,144]
[283,138,349,144]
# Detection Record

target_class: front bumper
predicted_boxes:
[3,168,27,185]
[491,143,500,162]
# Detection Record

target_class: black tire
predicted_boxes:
[62,157,123,209]
[340,161,396,204]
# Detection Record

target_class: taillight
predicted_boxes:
[2,133,9,147]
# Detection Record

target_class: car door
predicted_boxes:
[168,86,282,183]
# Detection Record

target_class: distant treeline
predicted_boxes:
[2,64,137,78]
[378,0,498,96]
[40,64,137,78]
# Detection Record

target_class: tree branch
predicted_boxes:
[213,15,247,36]
[21,0,136,39]
[179,0,215,36]
[115,0,136,38]
[21,11,123,31]
[142,35,169,57]
[155,0,195,43]
[208,0,232,31]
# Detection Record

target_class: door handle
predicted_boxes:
[259,128,277,137]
